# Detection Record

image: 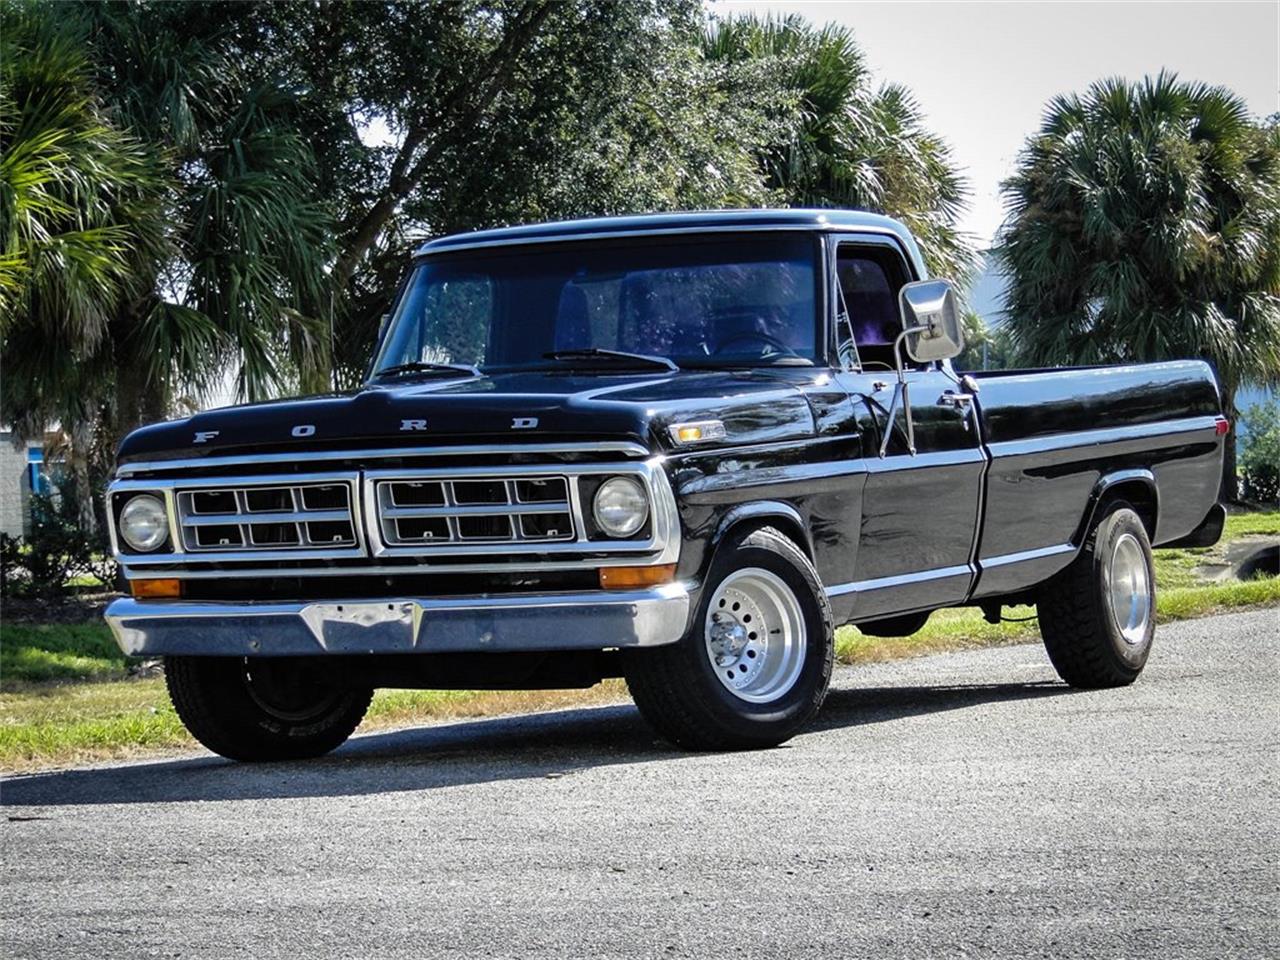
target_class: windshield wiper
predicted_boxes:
[542,348,678,372]
[374,361,481,379]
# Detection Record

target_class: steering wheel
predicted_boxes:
[713,331,798,359]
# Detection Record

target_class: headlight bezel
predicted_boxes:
[117,493,171,553]
[591,475,651,539]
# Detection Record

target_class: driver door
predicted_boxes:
[829,236,984,619]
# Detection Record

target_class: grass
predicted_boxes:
[0,675,638,773]
[2,511,1276,773]
[1,623,128,686]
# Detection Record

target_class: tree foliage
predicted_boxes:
[2,0,976,497]
[702,14,975,283]
[2,0,337,524]
[953,311,1014,372]
[1240,400,1280,504]
[996,73,1280,493]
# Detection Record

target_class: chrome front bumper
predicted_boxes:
[105,584,692,657]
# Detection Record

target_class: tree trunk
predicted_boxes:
[328,0,555,295]
[68,420,98,534]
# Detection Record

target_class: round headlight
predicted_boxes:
[119,495,169,552]
[592,477,649,538]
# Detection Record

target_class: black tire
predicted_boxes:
[623,526,834,750]
[1037,501,1156,688]
[165,656,373,761]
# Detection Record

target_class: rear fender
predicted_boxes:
[1076,469,1158,544]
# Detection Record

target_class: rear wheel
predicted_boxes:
[165,656,372,761]
[1037,501,1156,688]
[624,526,834,750]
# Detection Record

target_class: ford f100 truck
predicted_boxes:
[104,210,1227,761]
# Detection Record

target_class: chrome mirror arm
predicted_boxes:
[878,324,929,458]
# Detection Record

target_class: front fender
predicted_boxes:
[711,501,814,563]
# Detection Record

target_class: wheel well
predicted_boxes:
[1096,480,1157,540]
[717,512,814,563]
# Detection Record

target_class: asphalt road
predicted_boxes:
[3,608,1277,959]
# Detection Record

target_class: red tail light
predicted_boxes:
[1214,417,1230,436]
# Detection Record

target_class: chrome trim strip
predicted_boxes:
[979,543,1075,569]
[825,563,972,599]
[416,222,906,256]
[118,557,671,580]
[986,416,1218,459]
[180,509,350,527]
[105,584,693,656]
[115,442,651,477]
[379,502,570,519]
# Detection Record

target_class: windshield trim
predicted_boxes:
[416,221,907,256]
[370,231,829,382]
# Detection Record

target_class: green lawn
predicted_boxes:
[2,510,1276,772]
[1,623,129,685]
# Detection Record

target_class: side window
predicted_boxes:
[835,244,914,371]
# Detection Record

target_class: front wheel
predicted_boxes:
[1037,501,1156,688]
[165,656,372,761]
[623,526,834,750]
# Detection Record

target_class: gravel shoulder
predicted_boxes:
[2,608,1277,959]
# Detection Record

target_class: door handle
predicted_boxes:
[938,391,975,432]
[937,391,974,409]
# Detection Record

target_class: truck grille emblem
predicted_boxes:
[512,417,539,430]
[400,419,428,431]
[193,431,219,444]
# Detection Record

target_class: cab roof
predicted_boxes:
[415,209,925,273]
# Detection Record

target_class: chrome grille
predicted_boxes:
[177,479,359,552]
[375,475,575,546]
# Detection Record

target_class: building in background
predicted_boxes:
[0,434,51,538]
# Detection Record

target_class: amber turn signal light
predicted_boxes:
[129,578,182,599]
[598,564,677,590]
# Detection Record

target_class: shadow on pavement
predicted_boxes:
[1,680,1068,808]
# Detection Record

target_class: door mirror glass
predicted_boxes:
[898,279,964,362]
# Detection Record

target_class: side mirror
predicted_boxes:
[877,279,964,460]
[898,279,964,363]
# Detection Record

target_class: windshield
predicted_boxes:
[372,234,820,376]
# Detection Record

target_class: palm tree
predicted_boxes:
[997,73,1280,497]
[1,2,335,528]
[89,2,335,403]
[703,14,976,283]
[0,1,173,529]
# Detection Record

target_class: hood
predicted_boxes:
[116,369,823,463]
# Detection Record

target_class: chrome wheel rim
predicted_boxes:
[1108,533,1151,645]
[704,567,807,703]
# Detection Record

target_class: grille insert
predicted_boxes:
[176,481,358,553]
[376,475,575,546]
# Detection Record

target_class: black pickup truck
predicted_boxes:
[104,210,1227,761]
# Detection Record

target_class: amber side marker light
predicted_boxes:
[130,578,182,599]
[599,564,677,590]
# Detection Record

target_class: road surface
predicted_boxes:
[3,607,1277,958]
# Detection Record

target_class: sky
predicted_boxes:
[715,0,1280,248]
